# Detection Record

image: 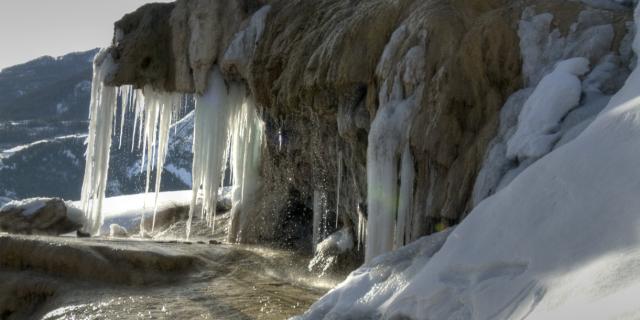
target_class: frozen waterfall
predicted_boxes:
[227,96,264,243]
[81,56,264,239]
[81,65,184,236]
[186,67,243,238]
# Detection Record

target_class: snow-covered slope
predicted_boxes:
[300,4,640,320]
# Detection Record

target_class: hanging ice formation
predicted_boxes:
[136,88,184,232]
[227,97,265,243]
[80,49,118,235]
[81,53,264,238]
[364,25,425,262]
[365,95,417,262]
[81,50,185,235]
[186,67,265,239]
[335,150,342,229]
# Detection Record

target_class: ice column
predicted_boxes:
[395,143,415,249]
[365,26,423,261]
[186,67,245,238]
[80,49,118,235]
[335,150,342,228]
[227,97,265,243]
[139,89,184,232]
[81,50,184,235]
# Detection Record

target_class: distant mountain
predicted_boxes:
[0,49,98,121]
[0,50,194,201]
[0,49,98,150]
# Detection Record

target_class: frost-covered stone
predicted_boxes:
[474,5,631,206]
[221,5,271,80]
[0,198,81,235]
[299,229,452,319]
[109,224,129,237]
[308,228,355,276]
[506,57,590,160]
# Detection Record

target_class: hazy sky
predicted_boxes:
[0,0,173,70]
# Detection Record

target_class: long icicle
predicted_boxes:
[336,149,342,228]
[80,49,118,235]
[227,97,264,243]
[187,67,245,239]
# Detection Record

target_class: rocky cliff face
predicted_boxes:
[104,0,632,255]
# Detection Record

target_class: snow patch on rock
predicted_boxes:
[1,198,49,216]
[506,57,590,160]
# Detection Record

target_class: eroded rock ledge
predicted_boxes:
[0,235,199,285]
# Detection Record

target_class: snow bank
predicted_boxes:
[69,189,230,236]
[299,229,452,319]
[303,4,640,320]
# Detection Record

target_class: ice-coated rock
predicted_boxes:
[0,198,81,235]
[298,229,453,319]
[109,224,129,237]
[308,228,357,276]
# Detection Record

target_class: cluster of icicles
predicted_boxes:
[80,49,264,239]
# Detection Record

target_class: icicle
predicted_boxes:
[357,202,366,250]
[365,95,417,262]
[125,88,184,233]
[81,51,184,236]
[79,49,118,235]
[335,150,342,229]
[394,143,415,249]
[117,85,134,149]
[186,67,245,239]
[227,97,265,243]
[150,92,181,232]
[312,190,324,251]
[131,90,143,152]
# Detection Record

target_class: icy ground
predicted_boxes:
[0,234,335,319]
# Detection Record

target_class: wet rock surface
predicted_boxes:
[0,234,332,319]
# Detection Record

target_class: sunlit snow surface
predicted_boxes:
[301,4,640,320]
[68,189,230,235]
[0,198,49,216]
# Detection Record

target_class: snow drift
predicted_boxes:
[300,4,640,320]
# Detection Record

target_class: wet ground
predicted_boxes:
[0,234,341,319]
